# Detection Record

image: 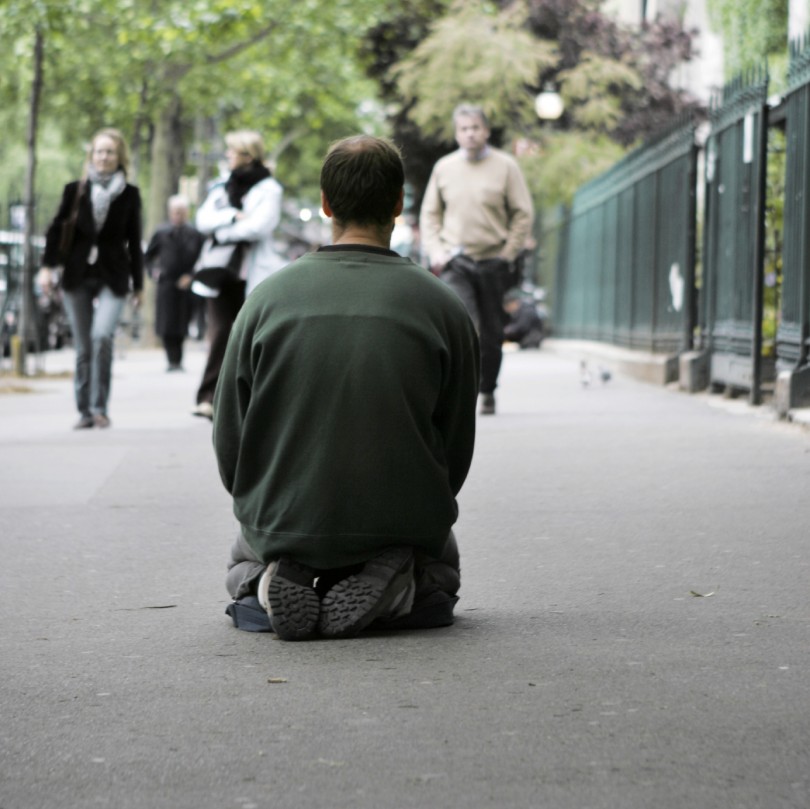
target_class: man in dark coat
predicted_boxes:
[145,195,204,370]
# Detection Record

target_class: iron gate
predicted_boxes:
[776,38,810,408]
[701,70,769,403]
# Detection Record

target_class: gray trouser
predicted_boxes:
[226,529,461,602]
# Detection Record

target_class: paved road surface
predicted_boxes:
[1,342,808,809]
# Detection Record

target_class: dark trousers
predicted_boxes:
[196,279,246,405]
[441,256,512,394]
[226,528,462,602]
[163,336,184,367]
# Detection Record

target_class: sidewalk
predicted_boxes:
[1,343,809,809]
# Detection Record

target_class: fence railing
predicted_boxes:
[547,50,810,410]
[701,70,769,404]
[552,118,698,365]
[777,37,810,407]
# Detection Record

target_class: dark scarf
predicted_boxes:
[226,161,271,209]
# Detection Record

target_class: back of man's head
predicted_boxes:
[320,136,404,227]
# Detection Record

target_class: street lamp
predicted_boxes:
[535,86,564,121]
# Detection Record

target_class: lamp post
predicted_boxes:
[535,86,564,122]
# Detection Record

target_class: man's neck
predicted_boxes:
[463,145,491,162]
[331,223,392,250]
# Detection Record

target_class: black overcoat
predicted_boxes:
[145,223,204,338]
[43,180,144,297]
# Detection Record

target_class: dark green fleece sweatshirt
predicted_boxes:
[213,248,479,569]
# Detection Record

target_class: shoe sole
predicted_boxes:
[266,558,320,641]
[318,547,414,639]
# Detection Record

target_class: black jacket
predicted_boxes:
[43,180,144,296]
[144,222,204,285]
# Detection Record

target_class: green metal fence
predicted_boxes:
[701,70,769,404]
[777,39,810,406]
[529,60,810,409]
[536,203,568,329]
[553,119,698,356]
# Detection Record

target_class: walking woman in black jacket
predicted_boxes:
[41,128,143,429]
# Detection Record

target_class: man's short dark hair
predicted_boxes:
[320,136,404,227]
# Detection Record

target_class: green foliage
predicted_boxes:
[383,0,698,211]
[762,126,786,356]
[0,0,700,228]
[559,53,643,131]
[518,131,626,212]
[393,2,557,139]
[0,0,402,224]
[707,0,788,85]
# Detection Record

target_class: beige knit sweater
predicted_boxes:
[420,147,534,264]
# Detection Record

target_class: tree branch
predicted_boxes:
[164,22,279,83]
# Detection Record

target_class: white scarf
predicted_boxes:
[88,167,127,233]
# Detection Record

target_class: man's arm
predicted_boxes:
[419,169,452,274]
[500,161,534,263]
[196,184,238,236]
[435,314,480,495]
[212,314,252,494]
[213,180,281,245]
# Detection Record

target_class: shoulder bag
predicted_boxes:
[58,179,87,263]
[192,237,244,291]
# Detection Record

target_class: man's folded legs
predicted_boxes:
[225,529,461,640]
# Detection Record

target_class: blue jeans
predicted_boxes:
[62,281,127,417]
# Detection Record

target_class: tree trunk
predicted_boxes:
[147,92,185,236]
[14,26,44,376]
[129,79,150,183]
[142,93,186,348]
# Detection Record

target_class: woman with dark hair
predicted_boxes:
[191,130,286,419]
[40,127,143,429]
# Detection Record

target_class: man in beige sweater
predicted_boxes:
[420,104,534,415]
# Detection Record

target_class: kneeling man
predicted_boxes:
[215,135,479,640]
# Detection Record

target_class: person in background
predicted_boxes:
[145,195,204,371]
[216,135,479,641]
[191,130,286,420]
[40,127,143,429]
[420,103,534,416]
[503,289,544,350]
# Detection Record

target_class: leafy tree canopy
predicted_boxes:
[0,0,397,229]
[371,0,700,213]
[707,0,788,87]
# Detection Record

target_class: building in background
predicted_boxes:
[603,0,724,103]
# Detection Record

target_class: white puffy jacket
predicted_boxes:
[196,175,287,295]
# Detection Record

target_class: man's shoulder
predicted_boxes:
[434,147,519,173]
[434,149,465,170]
[488,146,519,164]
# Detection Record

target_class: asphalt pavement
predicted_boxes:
[1,340,809,809]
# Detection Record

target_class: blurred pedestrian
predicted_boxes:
[145,195,204,371]
[191,130,286,420]
[420,103,534,415]
[40,127,143,429]
[503,289,544,349]
[216,135,478,640]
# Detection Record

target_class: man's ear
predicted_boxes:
[321,190,333,218]
[393,188,404,218]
